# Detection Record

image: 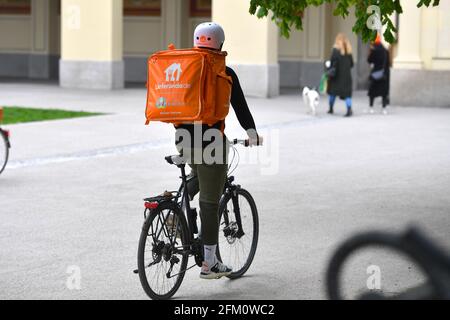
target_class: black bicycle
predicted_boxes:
[0,127,10,175]
[136,139,260,300]
[326,227,450,300]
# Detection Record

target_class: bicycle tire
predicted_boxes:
[137,201,189,300]
[0,130,9,175]
[217,188,259,279]
[326,230,448,300]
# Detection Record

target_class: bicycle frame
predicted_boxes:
[175,164,197,244]
[0,127,11,176]
[138,143,258,297]
[172,164,246,244]
[142,140,253,266]
[222,177,246,239]
[0,128,11,148]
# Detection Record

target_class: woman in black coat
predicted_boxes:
[368,34,390,114]
[327,33,354,117]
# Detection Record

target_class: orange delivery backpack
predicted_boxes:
[145,44,233,126]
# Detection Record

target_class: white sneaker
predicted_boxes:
[369,108,375,114]
[200,261,232,279]
[382,109,388,115]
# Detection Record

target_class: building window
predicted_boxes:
[0,0,31,15]
[124,0,161,16]
[190,0,211,17]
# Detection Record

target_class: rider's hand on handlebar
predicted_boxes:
[248,136,263,147]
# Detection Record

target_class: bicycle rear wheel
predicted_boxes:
[217,188,259,279]
[137,201,189,300]
[0,130,9,175]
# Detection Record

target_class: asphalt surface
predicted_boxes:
[1,82,449,300]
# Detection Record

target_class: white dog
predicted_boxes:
[302,86,320,116]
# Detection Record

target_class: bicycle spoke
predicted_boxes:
[149,263,160,293]
[138,204,188,299]
[150,214,162,243]
[234,241,239,270]
[239,240,248,264]
[218,191,257,278]
[158,211,170,239]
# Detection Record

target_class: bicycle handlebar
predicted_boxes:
[232,138,263,147]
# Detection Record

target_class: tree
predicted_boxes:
[249,0,440,43]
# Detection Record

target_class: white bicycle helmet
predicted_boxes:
[193,22,225,50]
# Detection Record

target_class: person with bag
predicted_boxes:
[326,33,354,117]
[368,33,391,115]
[146,22,262,279]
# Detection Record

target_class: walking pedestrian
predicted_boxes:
[368,33,391,115]
[327,33,354,117]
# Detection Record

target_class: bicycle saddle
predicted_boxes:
[165,155,186,166]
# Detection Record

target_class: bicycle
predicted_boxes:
[0,108,11,175]
[135,139,260,300]
[326,227,450,300]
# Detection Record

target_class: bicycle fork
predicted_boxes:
[223,187,245,239]
[0,129,10,148]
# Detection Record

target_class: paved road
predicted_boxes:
[1,82,449,300]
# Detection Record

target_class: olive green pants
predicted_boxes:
[187,162,227,245]
[181,144,229,245]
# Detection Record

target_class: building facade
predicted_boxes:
[0,0,449,106]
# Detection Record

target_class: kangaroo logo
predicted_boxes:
[165,63,182,81]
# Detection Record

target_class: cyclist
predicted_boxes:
[175,22,262,279]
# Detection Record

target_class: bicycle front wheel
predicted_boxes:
[0,130,9,175]
[217,188,259,279]
[137,201,189,300]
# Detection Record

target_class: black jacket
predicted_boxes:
[327,48,354,98]
[176,66,257,149]
[368,44,390,98]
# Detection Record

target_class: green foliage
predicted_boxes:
[249,0,440,43]
[0,107,102,125]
